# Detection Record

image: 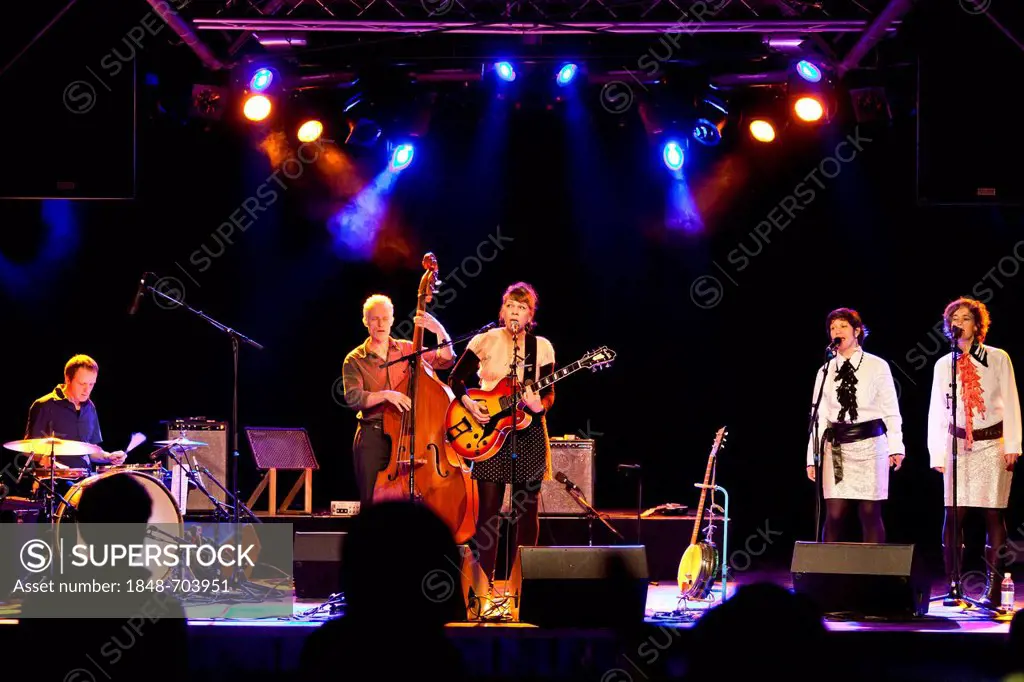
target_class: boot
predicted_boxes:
[979,544,1003,609]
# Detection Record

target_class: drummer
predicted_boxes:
[23,354,127,472]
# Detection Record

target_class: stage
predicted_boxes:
[3,569,1015,682]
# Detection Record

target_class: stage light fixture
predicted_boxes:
[495,62,516,82]
[556,63,578,86]
[250,68,274,92]
[692,97,728,146]
[793,96,825,122]
[662,140,685,170]
[795,60,822,83]
[243,94,272,121]
[389,143,415,172]
[749,119,777,143]
[298,119,323,142]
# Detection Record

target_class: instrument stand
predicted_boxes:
[808,346,833,542]
[143,277,264,598]
[14,440,74,522]
[146,525,218,606]
[671,483,730,617]
[501,326,523,590]
[930,335,998,615]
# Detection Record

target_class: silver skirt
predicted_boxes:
[822,434,889,501]
[942,436,1013,508]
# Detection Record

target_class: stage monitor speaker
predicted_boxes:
[502,438,595,515]
[294,531,346,599]
[165,419,228,513]
[791,542,929,618]
[505,545,649,626]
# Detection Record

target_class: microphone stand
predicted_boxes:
[379,321,497,370]
[144,277,263,596]
[503,324,522,586]
[808,345,834,542]
[562,478,624,545]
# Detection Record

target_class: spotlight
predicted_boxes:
[692,97,728,146]
[243,94,271,121]
[298,119,323,142]
[556,63,578,86]
[793,96,824,122]
[749,119,776,143]
[494,62,516,82]
[662,141,685,171]
[795,60,822,83]
[389,143,415,172]
[250,68,274,92]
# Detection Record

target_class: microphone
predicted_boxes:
[510,320,520,333]
[952,326,964,339]
[825,337,841,358]
[128,273,150,315]
[830,337,842,348]
[555,471,580,492]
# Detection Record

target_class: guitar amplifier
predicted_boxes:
[502,438,595,516]
[164,419,228,513]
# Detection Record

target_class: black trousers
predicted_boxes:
[352,421,390,506]
[471,479,541,584]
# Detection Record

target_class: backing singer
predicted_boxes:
[806,308,905,543]
[927,297,1020,608]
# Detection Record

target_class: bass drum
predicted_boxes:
[55,470,184,581]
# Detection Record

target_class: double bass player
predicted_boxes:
[340,294,456,507]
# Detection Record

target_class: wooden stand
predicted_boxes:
[247,468,313,516]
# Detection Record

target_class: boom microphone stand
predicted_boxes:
[931,329,997,613]
[808,339,838,542]
[503,320,522,587]
[141,275,264,597]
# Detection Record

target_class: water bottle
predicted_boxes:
[1001,573,1015,612]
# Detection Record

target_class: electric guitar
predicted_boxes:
[444,346,615,462]
[677,426,727,599]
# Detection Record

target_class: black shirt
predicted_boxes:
[24,385,103,469]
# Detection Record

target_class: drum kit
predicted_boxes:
[0,434,216,527]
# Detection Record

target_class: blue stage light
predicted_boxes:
[662,141,684,170]
[250,68,274,91]
[556,63,578,86]
[693,119,722,146]
[796,60,822,83]
[389,143,415,172]
[495,62,516,82]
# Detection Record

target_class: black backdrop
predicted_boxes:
[2,2,1023,575]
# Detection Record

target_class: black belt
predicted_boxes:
[359,419,383,430]
[948,421,1002,441]
[824,418,886,485]
[825,418,887,446]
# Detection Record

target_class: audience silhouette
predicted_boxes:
[299,500,467,682]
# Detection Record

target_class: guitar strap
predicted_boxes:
[523,333,538,384]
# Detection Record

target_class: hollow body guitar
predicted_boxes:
[677,426,727,599]
[444,346,615,462]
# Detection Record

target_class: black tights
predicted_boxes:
[942,506,1007,561]
[472,480,540,584]
[823,499,885,543]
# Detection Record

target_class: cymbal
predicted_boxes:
[3,437,102,457]
[154,438,208,447]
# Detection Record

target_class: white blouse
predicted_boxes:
[466,328,555,392]
[806,349,905,466]
[927,343,1022,466]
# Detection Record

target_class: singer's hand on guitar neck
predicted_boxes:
[522,384,543,413]
[461,395,490,423]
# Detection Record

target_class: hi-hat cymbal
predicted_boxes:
[154,438,208,447]
[3,437,102,457]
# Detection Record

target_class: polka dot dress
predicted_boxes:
[471,416,548,483]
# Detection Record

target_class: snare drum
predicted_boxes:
[55,470,184,580]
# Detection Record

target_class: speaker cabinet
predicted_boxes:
[791,542,929,618]
[505,545,649,626]
[294,531,346,599]
[502,438,595,515]
[165,419,228,513]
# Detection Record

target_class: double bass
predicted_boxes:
[373,253,477,544]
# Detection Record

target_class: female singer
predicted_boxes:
[928,297,1020,607]
[806,307,905,543]
[448,282,556,587]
